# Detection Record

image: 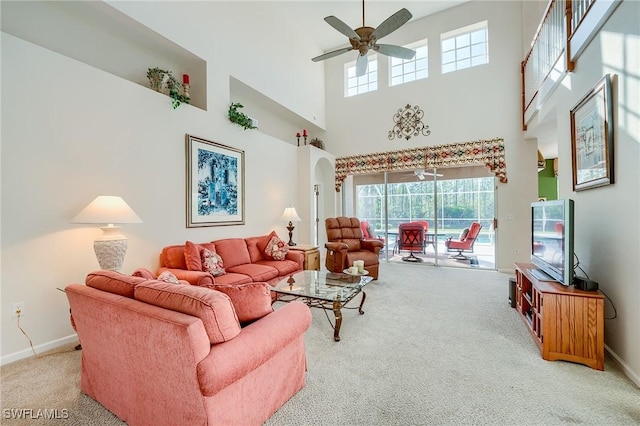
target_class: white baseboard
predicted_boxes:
[0,334,78,366]
[605,344,640,388]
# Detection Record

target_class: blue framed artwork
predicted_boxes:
[186,134,244,227]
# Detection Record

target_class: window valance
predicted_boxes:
[334,137,508,191]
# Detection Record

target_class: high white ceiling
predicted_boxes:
[278,1,472,52]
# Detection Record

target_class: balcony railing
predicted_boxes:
[521,0,620,130]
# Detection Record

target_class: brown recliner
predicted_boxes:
[325,217,384,280]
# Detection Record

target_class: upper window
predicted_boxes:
[441,21,488,74]
[345,56,378,97]
[390,40,428,87]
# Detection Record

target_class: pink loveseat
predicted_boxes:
[158,232,304,287]
[66,270,311,426]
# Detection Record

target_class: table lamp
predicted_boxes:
[71,196,143,271]
[282,206,302,246]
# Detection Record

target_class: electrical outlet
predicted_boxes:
[12,302,24,318]
[514,249,520,255]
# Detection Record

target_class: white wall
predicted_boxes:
[322,1,536,272]
[525,1,640,386]
[0,1,326,362]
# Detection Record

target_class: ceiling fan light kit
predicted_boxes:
[312,1,416,77]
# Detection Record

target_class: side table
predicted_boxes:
[288,245,320,271]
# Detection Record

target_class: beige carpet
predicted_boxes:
[2,263,639,425]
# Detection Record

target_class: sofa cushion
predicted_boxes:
[134,281,241,344]
[264,235,289,260]
[227,264,279,282]
[86,270,148,298]
[213,238,251,269]
[211,273,253,286]
[255,259,300,276]
[245,233,272,263]
[202,248,225,277]
[212,283,273,324]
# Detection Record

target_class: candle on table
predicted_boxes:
[183,74,190,85]
[303,129,307,136]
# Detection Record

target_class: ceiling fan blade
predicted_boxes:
[370,8,412,40]
[374,44,416,60]
[324,15,359,40]
[312,47,353,62]
[356,53,368,77]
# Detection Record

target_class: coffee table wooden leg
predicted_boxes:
[358,291,367,315]
[332,299,342,342]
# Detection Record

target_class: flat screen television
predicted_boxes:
[530,199,575,286]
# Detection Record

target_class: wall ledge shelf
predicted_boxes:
[1,1,207,110]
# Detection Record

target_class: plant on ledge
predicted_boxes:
[228,103,257,130]
[146,67,190,110]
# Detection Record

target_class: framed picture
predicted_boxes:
[186,134,244,227]
[570,74,614,191]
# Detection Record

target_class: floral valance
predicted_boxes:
[334,137,508,191]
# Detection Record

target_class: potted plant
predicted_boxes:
[228,103,257,130]
[146,67,190,109]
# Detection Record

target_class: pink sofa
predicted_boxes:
[66,270,311,426]
[158,232,304,287]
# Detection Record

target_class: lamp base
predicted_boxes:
[287,222,297,246]
[94,226,127,271]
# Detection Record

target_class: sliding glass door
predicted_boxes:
[354,166,496,270]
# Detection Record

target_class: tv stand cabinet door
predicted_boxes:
[540,291,605,370]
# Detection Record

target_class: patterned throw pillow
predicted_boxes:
[264,235,288,260]
[202,248,225,277]
[157,271,180,284]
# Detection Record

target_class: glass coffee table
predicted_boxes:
[271,270,373,341]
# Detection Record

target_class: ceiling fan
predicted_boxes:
[412,169,444,180]
[311,0,416,77]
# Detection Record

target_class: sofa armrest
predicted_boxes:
[157,267,214,287]
[196,301,311,396]
[325,242,348,252]
[285,250,304,269]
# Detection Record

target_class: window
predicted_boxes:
[441,21,488,74]
[345,56,377,97]
[390,40,428,86]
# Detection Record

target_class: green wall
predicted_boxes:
[538,158,557,200]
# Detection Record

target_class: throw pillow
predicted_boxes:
[202,248,225,277]
[184,240,203,271]
[264,235,288,260]
[157,270,181,284]
[212,283,273,324]
[131,267,155,280]
[459,228,470,240]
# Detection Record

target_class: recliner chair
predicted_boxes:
[325,217,383,280]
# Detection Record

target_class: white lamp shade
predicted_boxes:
[282,207,301,222]
[72,196,143,224]
[71,196,142,271]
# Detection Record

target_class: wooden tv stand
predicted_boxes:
[514,263,604,370]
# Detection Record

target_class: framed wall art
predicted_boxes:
[186,134,244,227]
[570,74,614,191]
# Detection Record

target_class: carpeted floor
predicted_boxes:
[2,262,639,425]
